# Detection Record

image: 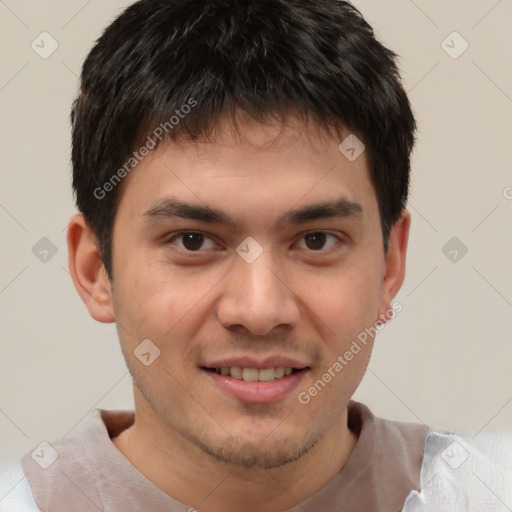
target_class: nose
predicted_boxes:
[216,250,301,336]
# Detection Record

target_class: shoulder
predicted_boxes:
[401,430,512,511]
[0,460,42,511]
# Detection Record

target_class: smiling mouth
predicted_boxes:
[202,366,307,382]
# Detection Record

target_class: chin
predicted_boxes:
[190,429,324,470]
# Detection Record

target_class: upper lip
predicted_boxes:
[202,355,310,370]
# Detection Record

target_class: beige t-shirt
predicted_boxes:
[20,401,430,512]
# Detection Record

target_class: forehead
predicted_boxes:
[115,114,377,230]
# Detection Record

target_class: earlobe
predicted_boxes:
[377,209,411,323]
[67,213,115,323]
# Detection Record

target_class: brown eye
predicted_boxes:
[182,233,204,251]
[304,232,327,250]
[298,232,339,251]
[169,232,216,252]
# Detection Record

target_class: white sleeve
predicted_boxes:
[401,431,512,512]
[0,460,42,512]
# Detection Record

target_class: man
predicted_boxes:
[1,1,510,511]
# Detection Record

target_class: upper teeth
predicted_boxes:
[215,367,294,381]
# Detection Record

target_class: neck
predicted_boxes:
[113,398,358,512]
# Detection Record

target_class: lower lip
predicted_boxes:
[202,369,308,403]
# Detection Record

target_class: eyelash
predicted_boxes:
[165,231,344,254]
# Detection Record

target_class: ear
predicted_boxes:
[376,209,410,324]
[67,213,115,323]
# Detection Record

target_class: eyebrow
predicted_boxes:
[142,197,363,229]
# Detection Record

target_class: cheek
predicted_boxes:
[111,262,172,350]
[113,261,223,347]
[302,259,383,325]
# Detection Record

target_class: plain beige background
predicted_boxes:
[0,0,511,465]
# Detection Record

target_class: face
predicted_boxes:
[107,115,398,469]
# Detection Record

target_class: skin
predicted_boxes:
[67,113,410,512]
